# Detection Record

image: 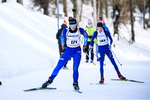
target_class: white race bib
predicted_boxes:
[66,30,81,48]
[97,30,108,46]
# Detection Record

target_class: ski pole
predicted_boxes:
[85,52,96,66]
[89,49,106,66]
[111,50,122,66]
[89,49,98,59]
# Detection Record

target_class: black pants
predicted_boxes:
[86,42,94,61]
[58,42,62,57]
[58,42,67,67]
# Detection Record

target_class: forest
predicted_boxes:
[2,0,150,43]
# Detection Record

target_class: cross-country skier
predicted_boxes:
[90,22,126,84]
[94,17,111,61]
[56,20,68,69]
[42,17,88,90]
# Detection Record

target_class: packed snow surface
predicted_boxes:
[0,2,150,100]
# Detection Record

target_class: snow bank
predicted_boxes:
[0,2,59,78]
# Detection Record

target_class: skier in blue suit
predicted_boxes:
[90,22,126,84]
[42,17,88,90]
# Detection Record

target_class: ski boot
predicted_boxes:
[99,77,104,84]
[73,82,79,90]
[118,73,126,80]
[85,60,88,63]
[63,66,68,70]
[97,58,99,61]
[42,77,53,88]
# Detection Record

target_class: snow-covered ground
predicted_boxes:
[0,1,150,100]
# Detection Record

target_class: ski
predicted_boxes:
[111,79,144,83]
[24,87,56,92]
[73,90,82,94]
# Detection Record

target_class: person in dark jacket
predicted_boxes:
[56,20,68,69]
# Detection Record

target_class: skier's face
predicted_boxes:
[97,27,103,32]
[88,21,92,25]
[70,24,77,31]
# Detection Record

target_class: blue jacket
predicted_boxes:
[61,28,88,47]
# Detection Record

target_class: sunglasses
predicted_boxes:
[70,24,77,27]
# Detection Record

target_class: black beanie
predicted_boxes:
[69,19,77,25]
[97,22,103,27]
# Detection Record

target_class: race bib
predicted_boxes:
[66,30,81,48]
[97,30,108,46]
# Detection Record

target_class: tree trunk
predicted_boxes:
[100,0,103,18]
[76,1,80,22]
[143,0,146,29]
[113,0,121,40]
[97,0,100,21]
[105,0,108,18]
[79,0,84,22]
[63,0,67,17]
[91,0,93,7]
[93,0,97,26]
[43,0,49,15]
[149,4,150,20]
[149,0,150,20]
[96,0,98,21]
[2,0,7,3]
[113,0,115,18]
[17,0,23,5]
[52,0,57,16]
[130,0,135,43]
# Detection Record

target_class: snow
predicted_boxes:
[0,1,150,100]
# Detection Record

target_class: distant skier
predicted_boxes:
[82,19,96,63]
[0,81,2,85]
[42,17,88,90]
[90,22,126,84]
[56,20,68,69]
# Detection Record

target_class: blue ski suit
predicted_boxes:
[50,27,88,82]
[90,27,120,77]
